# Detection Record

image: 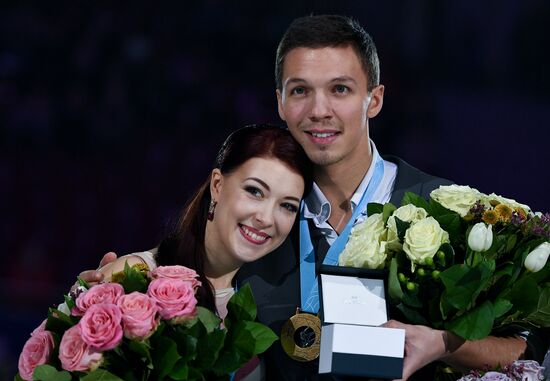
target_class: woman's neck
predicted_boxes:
[204,224,241,290]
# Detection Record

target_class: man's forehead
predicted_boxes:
[281,46,367,86]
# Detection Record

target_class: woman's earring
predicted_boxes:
[207,200,217,221]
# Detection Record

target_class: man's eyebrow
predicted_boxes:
[284,78,307,86]
[330,76,357,84]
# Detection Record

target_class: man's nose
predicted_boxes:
[309,91,333,120]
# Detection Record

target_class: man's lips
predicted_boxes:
[239,224,271,245]
[304,129,340,144]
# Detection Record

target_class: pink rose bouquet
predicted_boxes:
[16,262,276,381]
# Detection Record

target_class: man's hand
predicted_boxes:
[72,252,118,290]
[383,319,458,381]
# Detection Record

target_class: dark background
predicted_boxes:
[1,1,549,377]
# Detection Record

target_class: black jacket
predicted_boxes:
[237,156,452,380]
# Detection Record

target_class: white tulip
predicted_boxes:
[524,242,550,272]
[467,223,493,252]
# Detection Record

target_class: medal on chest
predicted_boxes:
[280,308,321,362]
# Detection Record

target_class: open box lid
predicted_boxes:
[319,265,388,326]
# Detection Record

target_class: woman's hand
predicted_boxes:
[70,252,118,292]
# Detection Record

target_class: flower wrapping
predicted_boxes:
[16,262,277,381]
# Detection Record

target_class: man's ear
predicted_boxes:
[367,85,385,119]
[210,168,223,201]
[276,89,286,121]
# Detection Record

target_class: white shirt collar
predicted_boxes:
[303,140,383,225]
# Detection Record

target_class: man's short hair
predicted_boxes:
[275,14,380,91]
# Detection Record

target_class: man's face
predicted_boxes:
[276,45,384,169]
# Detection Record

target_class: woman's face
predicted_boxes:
[206,157,305,267]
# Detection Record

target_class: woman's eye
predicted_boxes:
[245,186,263,198]
[281,203,298,213]
[333,84,349,94]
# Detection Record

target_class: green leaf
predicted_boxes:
[382,203,397,223]
[225,283,256,330]
[171,330,198,362]
[504,276,540,315]
[388,258,404,302]
[366,202,383,216]
[77,276,90,289]
[395,303,429,325]
[15,374,25,381]
[446,301,494,340]
[526,287,550,327]
[440,261,494,310]
[32,365,71,381]
[506,234,518,252]
[394,217,410,242]
[196,306,222,333]
[229,320,278,359]
[493,298,513,318]
[402,192,429,210]
[128,340,152,365]
[169,359,189,380]
[117,261,149,293]
[45,307,75,334]
[80,369,125,381]
[212,349,244,375]
[433,214,462,243]
[196,329,226,368]
[151,336,181,380]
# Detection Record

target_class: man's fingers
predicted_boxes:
[99,252,118,268]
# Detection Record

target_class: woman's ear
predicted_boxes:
[210,168,223,201]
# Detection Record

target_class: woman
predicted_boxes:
[96,124,312,320]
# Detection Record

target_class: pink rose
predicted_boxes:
[31,319,47,336]
[147,278,197,321]
[79,303,123,351]
[18,330,54,381]
[59,325,103,372]
[73,283,125,316]
[150,265,201,289]
[118,292,159,340]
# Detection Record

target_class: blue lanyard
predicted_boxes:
[299,156,385,313]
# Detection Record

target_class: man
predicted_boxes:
[83,15,534,380]
[237,15,531,380]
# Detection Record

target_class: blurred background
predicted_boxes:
[1,0,549,377]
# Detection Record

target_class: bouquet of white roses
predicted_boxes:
[339,184,550,341]
[16,263,277,381]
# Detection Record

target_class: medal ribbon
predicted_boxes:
[299,155,385,313]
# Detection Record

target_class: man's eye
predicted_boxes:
[290,87,306,95]
[333,84,349,94]
[245,186,263,198]
[281,203,298,213]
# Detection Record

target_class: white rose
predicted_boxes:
[351,213,386,240]
[339,236,387,269]
[430,185,482,217]
[403,217,449,269]
[339,213,388,269]
[387,205,428,251]
[482,193,531,213]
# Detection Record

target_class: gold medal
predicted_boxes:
[280,308,321,362]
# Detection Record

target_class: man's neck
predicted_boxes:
[314,153,373,233]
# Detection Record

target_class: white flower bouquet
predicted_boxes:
[339,185,550,341]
